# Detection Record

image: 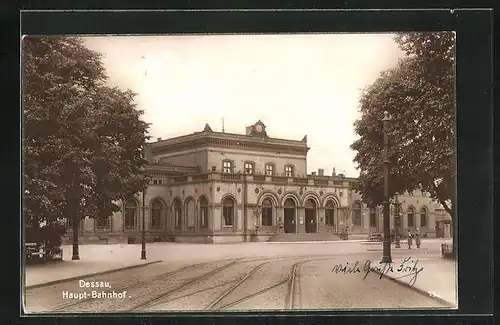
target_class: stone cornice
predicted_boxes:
[150,135,309,156]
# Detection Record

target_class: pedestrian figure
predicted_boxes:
[415,228,421,248]
[407,230,413,249]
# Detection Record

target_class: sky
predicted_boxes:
[83,34,405,177]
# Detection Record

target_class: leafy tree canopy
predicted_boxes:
[23,36,150,235]
[350,32,455,218]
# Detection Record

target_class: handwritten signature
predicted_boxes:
[331,257,424,287]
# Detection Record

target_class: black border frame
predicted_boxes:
[7,6,494,325]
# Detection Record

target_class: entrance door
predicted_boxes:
[304,199,317,233]
[284,198,296,233]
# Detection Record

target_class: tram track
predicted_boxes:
[129,256,302,311]
[49,255,346,312]
[49,258,243,312]
[206,257,332,311]
[134,255,341,312]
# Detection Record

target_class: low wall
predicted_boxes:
[62,234,166,245]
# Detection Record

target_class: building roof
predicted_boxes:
[149,121,310,155]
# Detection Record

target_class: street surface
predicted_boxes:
[24,240,454,312]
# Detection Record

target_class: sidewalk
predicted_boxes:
[25,244,162,288]
[373,256,457,307]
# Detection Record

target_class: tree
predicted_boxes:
[23,36,150,260]
[351,32,456,230]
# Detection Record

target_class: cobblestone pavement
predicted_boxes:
[25,247,452,313]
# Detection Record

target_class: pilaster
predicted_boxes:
[297,207,305,233]
[318,207,326,233]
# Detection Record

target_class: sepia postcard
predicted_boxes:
[22,32,457,313]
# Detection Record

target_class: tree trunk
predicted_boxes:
[71,212,80,260]
[450,175,456,257]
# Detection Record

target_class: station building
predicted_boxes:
[64,121,449,244]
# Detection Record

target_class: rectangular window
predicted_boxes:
[244,162,254,174]
[153,179,158,185]
[158,179,162,185]
[265,164,274,176]
[223,161,232,173]
[285,165,294,177]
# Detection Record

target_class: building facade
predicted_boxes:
[64,121,449,244]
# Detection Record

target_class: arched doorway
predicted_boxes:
[305,199,317,233]
[325,200,336,231]
[283,198,296,233]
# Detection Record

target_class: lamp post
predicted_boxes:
[141,188,147,260]
[394,195,401,248]
[381,111,392,264]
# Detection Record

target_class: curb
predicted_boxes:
[25,260,162,289]
[366,248,429,252]
[371,269,456,308]
[264,240,367,244]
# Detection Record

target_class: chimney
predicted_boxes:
[318,168,324,176]
[157,137,162,141]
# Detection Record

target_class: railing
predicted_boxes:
[221,174,241,181]
[272,176,288,184]
[192,174,209,181]
[162,171,352,188]
[254,175,266,182]
[172,176,188,184]
[314,179,329,187]
[293,177,309,185]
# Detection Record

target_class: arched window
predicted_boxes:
[199,197,208,229]
[174,199,182,229]
[305,199,316,209]
[124,199,137,229]
[369,206,377,228]
[420,207,427,227]
[353,202,362,226]
[284,198,296,208]
[222,197,235,227]
[186,198,195,228]
[325,200,335,226]
[261,198,273,226]
[151,200,163,229]
[407,207,415,227]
